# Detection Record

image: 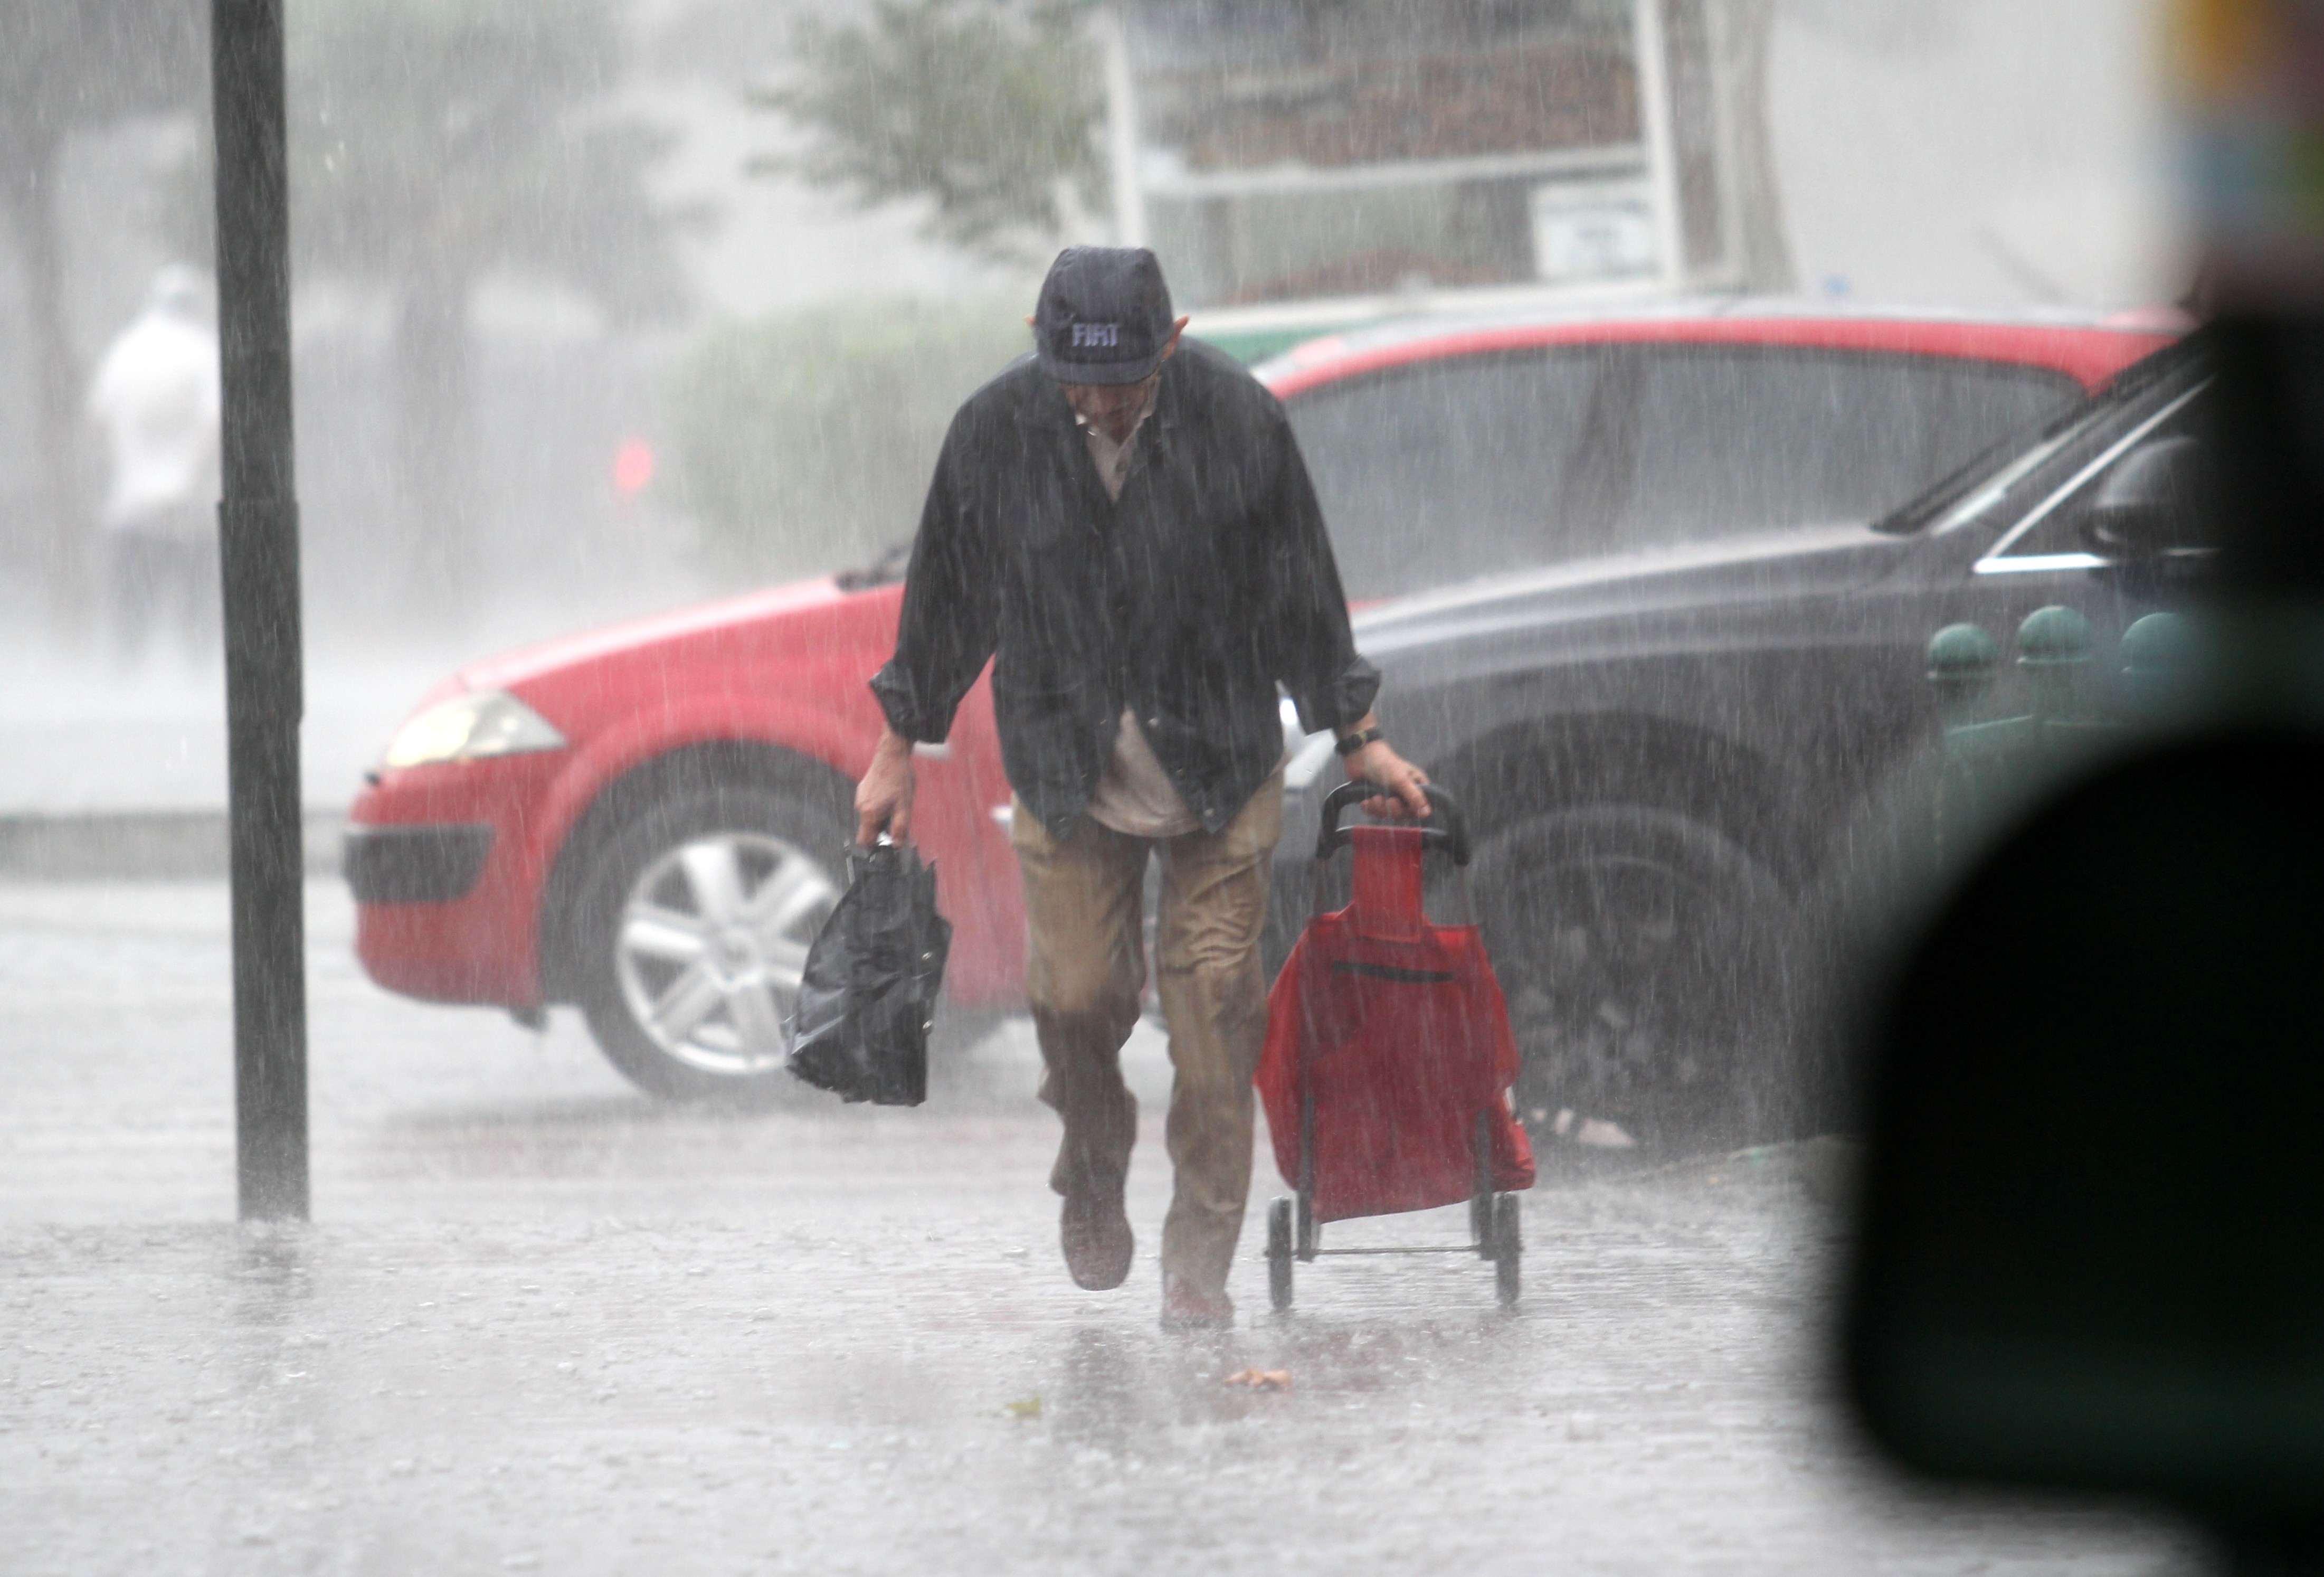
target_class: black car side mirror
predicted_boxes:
[2081,436,2211,560]
[1844,724,2324,1524]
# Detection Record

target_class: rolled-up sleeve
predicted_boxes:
[1263,412,1380,734]
[868,416,997,744]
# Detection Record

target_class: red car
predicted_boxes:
[345,304,2176,1101]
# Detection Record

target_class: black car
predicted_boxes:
[1277,337,2209,1145]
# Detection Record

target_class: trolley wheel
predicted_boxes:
[1471,1110,1494,1257]
[1267,1197,1295,1311]
[1492,1194,1523,1307]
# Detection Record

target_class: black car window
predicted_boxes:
[1595,349,2078,547]
[1285,349,1603,601]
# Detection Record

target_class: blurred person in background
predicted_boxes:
[85,265,222,666]
[856,247,1429,1330]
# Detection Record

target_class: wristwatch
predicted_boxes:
[1333,726,1384,757]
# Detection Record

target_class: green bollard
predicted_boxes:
[1927,624,2000,729]
[1927,624,1999,867]
[2017,605,2095,723]
[2119,611,2194,719]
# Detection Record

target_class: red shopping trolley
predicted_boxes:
[1257,780,1535,1309]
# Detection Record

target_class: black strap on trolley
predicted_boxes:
[1315,779,1471,866]
[1310,779,1475,922]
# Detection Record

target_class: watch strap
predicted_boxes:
[1333,726,1383,757]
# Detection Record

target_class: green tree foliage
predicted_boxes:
[290,0,685,319]
[756,0,1105,260]
[285,0,692,609]
[0,1,206,602]
[665,299,1029,580]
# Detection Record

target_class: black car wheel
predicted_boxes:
[1471,805,1795,1148]
[573,782,850,1103]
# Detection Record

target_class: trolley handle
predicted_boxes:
[1316,780,1471,867]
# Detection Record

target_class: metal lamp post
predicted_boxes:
[211,0,309,1221]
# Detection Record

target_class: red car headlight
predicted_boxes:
[381,689,567,769]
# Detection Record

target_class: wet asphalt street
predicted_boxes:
[0,881,2205,1576]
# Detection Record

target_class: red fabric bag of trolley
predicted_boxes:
[1257,812,1534,1224]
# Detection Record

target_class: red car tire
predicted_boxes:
[568,776,853,1103]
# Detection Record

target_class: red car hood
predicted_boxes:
[456,575,857,694]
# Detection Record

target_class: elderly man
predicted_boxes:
[856,247,1427,1329]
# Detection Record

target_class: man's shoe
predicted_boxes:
[1060,1192,1133,1290]
[1160,1276,1234,1331]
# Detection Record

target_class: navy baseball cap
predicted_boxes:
[1033,246,1175,386]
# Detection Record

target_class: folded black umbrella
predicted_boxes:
[785,842,952,1105]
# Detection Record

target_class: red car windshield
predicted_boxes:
[1284,341,2091,601]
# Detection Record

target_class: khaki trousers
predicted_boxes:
[1011,774,1283,1297]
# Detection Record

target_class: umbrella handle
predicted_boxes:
[1316,780,1471,866]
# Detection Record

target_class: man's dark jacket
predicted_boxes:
[870,339,1379,837]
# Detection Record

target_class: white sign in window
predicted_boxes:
[1531,180,1661,285]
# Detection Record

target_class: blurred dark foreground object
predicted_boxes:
[1844,316,2324,1550]
[786,843,951,1106]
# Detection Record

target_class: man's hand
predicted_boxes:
[1344,733,1430,821]
[856,725,917,845]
